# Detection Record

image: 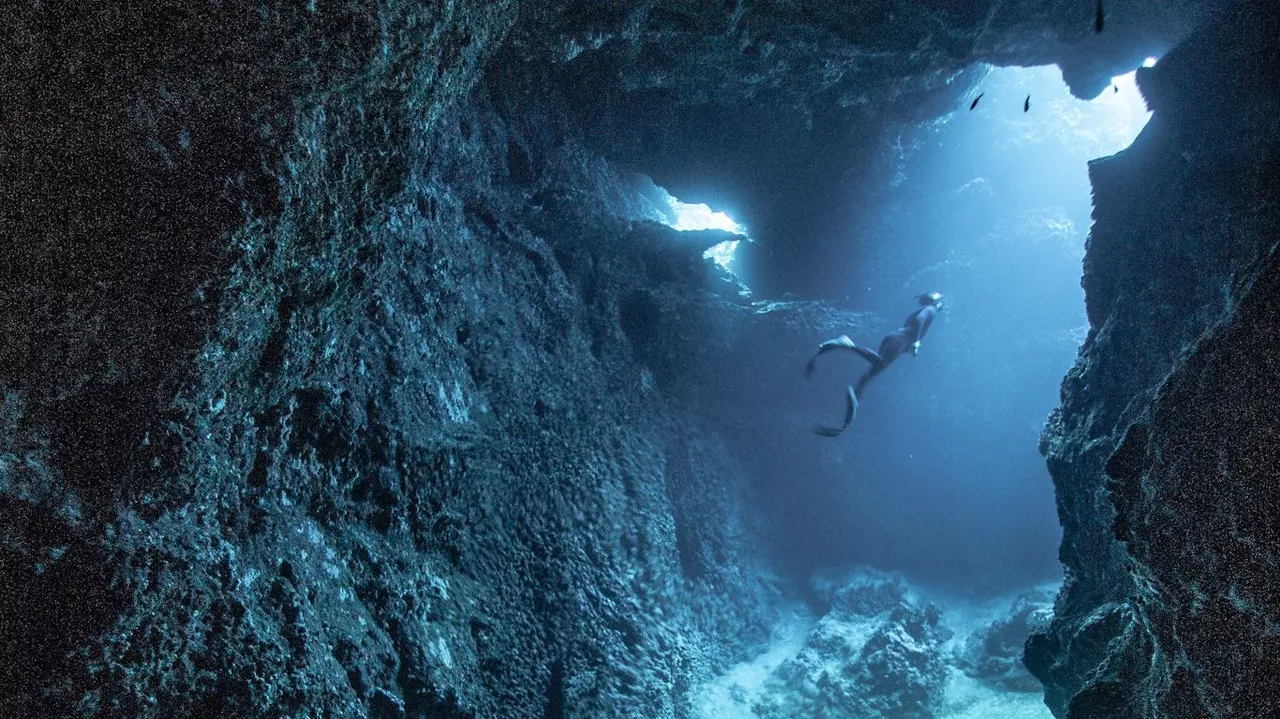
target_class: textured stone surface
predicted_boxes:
[958,590,1054,693]
[754,571,951,719]
[0,3,781,716]
[1026,1,1280,717]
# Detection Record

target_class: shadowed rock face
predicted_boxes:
[1,4,781,716]
[1026,2,1280,717]
[960,590,1055,693]
[0,0,1269,718]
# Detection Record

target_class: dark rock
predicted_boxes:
[958,590,1054,692]
[1028,1,1280,717]
[0,2,786,713]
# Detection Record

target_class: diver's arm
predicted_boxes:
[910,310,935,356]
[918,308,935,339]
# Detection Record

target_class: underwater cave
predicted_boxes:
[2,1,1278,718]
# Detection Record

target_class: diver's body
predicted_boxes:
[805,293,943,436]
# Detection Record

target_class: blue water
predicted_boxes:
[673,64,1152,595]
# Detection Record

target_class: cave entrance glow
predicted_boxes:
[712,62,1162,717]
[779,61,1161,600]
[666,195,743,234]
[652,185,747,274]
[967,63,1154,160]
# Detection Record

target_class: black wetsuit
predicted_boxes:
[851,304,936,395]
[805,303,938,436]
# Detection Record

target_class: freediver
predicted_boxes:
[804,292,944,436]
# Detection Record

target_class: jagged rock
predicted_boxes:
[958,590,1054,692]
[816,567,910,617]
[1027,1,1280,717]
[754,571,949,719]
[0,6,788,710]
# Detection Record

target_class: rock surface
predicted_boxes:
[694,570,1058,719]
[1026,1,1280,717]
[958,590,1054,693]
[754,571,951,719]
[0,3,785,715]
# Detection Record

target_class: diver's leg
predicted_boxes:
[814,385,859,437]
[854,364,885,397]
[806,335,853,377]
[850,345,884,367]
[805,336,882,378]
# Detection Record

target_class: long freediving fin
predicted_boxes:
[813,385,858,437]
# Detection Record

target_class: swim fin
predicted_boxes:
[813,385,858,437]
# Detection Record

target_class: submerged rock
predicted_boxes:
[1027,1,1280,717]
[753,571,950,719]
[957,590,1054,693]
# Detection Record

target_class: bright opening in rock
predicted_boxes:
[651,184,748,273]
[701,238,741,271]
[666,195,744,235]
[693,61,1163,719]
[770,60,1157,594]
[979,64,1154,157]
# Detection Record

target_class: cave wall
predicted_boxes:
[1026,2,1280,716]
[0,3,783,716]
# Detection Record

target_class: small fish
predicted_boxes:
[969,93,984,110]
[1024,95,1031,112]
[1095,0,1104,33]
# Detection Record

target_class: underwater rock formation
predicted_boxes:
[694,570,1063,719]
[0,0,1263,718]
[1027,1,1280,717]
[0,4,786,715]
[958,590,1054,693]
[754,571,950,719]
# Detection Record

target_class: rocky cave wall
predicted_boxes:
[1026,2,1280,717]
[1,3,789,716]
[536,0,1222,298]
[0,0,1257,718]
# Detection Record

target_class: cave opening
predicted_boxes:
[652,59,1161,718]
[654,182,749,274]
[672,61,1156,596]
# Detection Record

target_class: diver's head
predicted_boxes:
[917,291,944,309]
